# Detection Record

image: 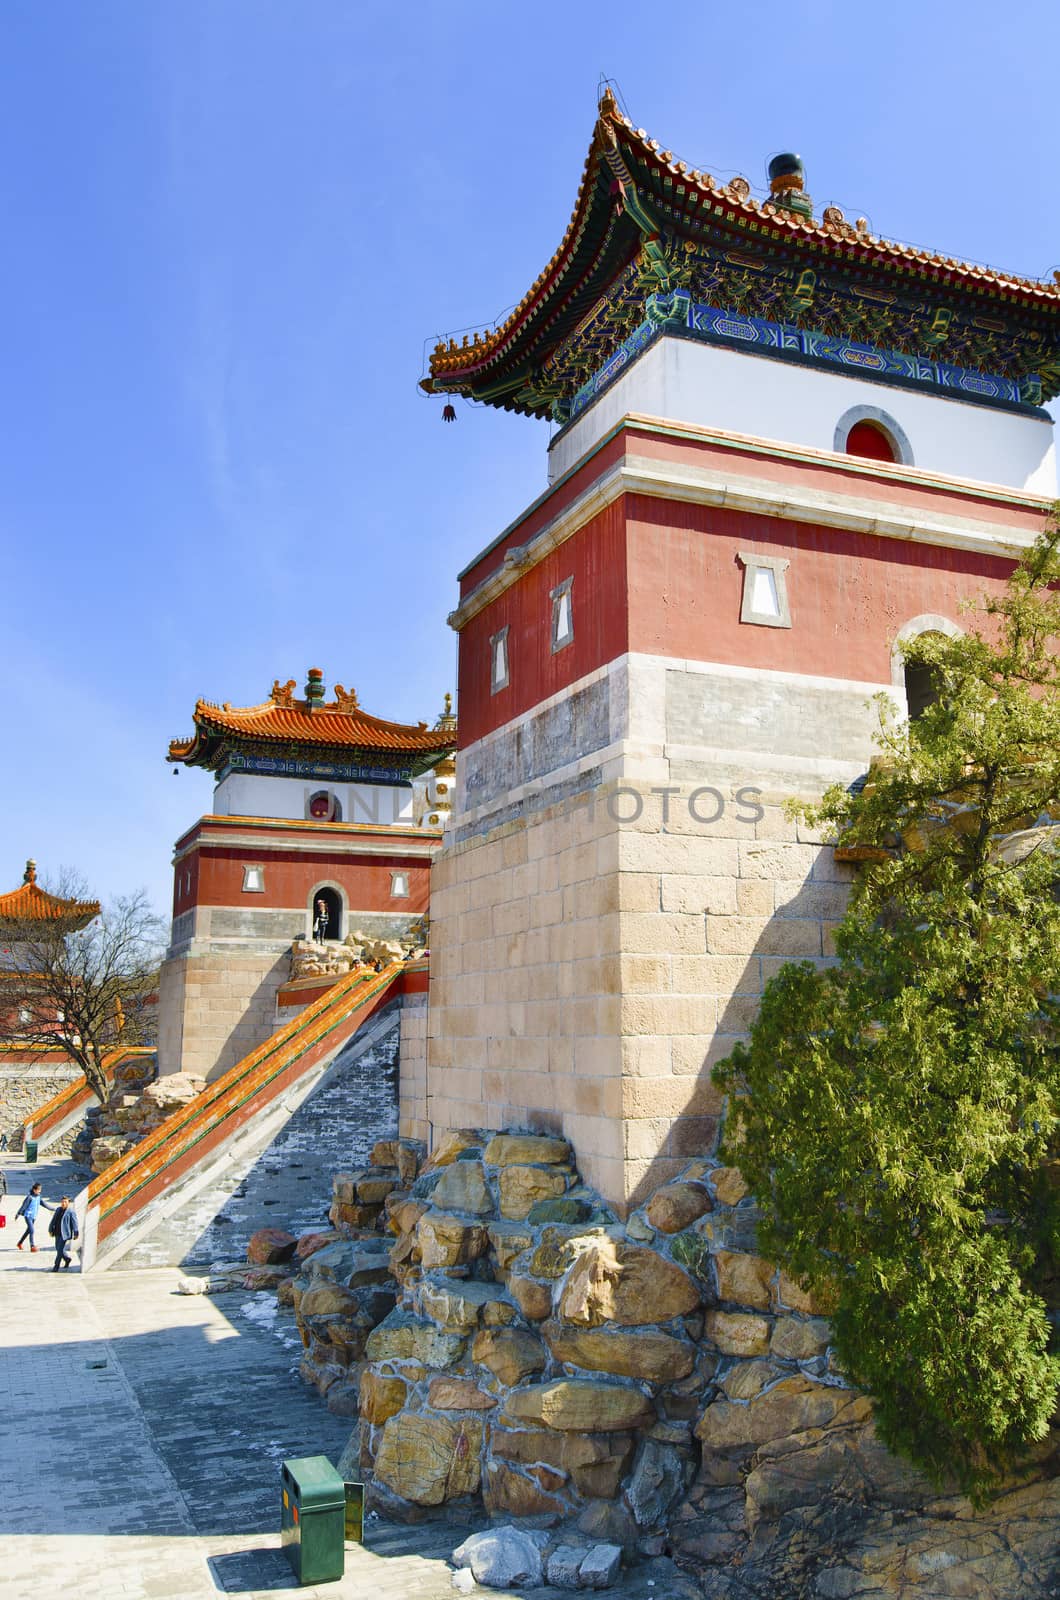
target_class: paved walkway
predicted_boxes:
[0,1155,508,1600]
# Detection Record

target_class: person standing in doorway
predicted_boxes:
[48,1197,79,1271]
[15,1182,52,1252]
[313,897,330,942]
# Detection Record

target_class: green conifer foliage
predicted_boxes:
[714,528,1060,1501]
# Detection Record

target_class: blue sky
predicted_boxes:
[2,0,1057,915]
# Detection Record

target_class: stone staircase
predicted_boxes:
[80,962,412,1271]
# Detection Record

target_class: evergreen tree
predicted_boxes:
[714,528,1060,1500]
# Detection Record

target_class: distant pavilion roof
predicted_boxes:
[0,861,100,931]
[423,91,1060,420]
[168,672,457,780]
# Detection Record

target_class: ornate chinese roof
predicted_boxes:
[423,92,1060,420]
[168,670,457,780]
[0,861,100,931]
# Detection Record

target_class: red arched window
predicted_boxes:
[845,419,898,462]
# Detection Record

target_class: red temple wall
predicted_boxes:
[624,495,1015,684]
[455,485,1033,749]
[174,845,430,917]
[457,500,630,747]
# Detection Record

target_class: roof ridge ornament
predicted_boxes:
[24,858,36,885]
[304,668,326,712]
[270,678,297,708]
[434,692,457,731]
[333,684,360,712]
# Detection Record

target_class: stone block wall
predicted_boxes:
[398,993,428,1144]
[428,791,626,1204]
[156,946,290,1080]
[427,652,873,1212]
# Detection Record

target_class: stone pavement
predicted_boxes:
[0,1155,589,1600]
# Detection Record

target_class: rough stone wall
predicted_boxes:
[398,993,428,1143]
[287,1128,1060,1599]
[0,1063,82,1150]
[156,946,289,1080]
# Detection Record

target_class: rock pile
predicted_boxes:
[289,918,429,981]
[75,1066,206,1174]
[287,1139,424,1415]
[285,1128,1060,1598]
[350,1130,848,1560]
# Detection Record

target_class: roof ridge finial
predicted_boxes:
[24,858,36,884]
[304,667,326,712]
[434,691,457,730]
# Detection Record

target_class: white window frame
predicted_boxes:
[390,871,410,898]
[550,577,574,654]
[242,865,266,893]
[737,551,792,629]
[490,625,510,693]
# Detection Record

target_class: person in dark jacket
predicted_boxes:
[15,1182,52,1251]
[48,1197,79,1271]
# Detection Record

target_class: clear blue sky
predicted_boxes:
[2,1,1057,916]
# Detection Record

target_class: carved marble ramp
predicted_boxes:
[81,964,406,1272]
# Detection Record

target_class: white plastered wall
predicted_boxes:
[212,771,414,824]
[547,336,1056,496]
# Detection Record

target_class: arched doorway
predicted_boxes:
[311,886,343,942]
[904,657,942,721]
[891,615,962,723]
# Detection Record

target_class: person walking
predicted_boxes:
[15,1182,52,1252]
[48,1197,79,1271]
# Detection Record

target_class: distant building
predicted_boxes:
[420,94,1060,1209]
[0,859,101,1144]
[158,669,455,1080]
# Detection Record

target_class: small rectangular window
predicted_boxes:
[550,577,574,653]
[490,625,510,693]
[242,865,265,893]
[390,871,409,898]
[737,552,791,629]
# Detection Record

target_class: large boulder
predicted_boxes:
[483,1134,572,1167]
[451,1526,548,1588]
[703,1309,771,1357]
[431,1160,492,1215]
[559,1240,700,1326]
[542,1321,695,1383]
[373,1412,483,1505]
[646,1182,713,1235]
[499,1164,568,1220]
[365,1309,466,1369]
[471,1328,547,1386]
[358,1372,407,1426]
[416,1279,515,1335]
[504,1379,654,1433]
[416,1211,490,1269]
[483,1461,567,1520]
[696,1376,870,1451]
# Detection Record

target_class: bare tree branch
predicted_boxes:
[0,871,165,1103]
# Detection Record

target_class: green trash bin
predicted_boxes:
[281,1456,345,1585]
[343,1481,364,1543]
[24,1140,38,1164]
